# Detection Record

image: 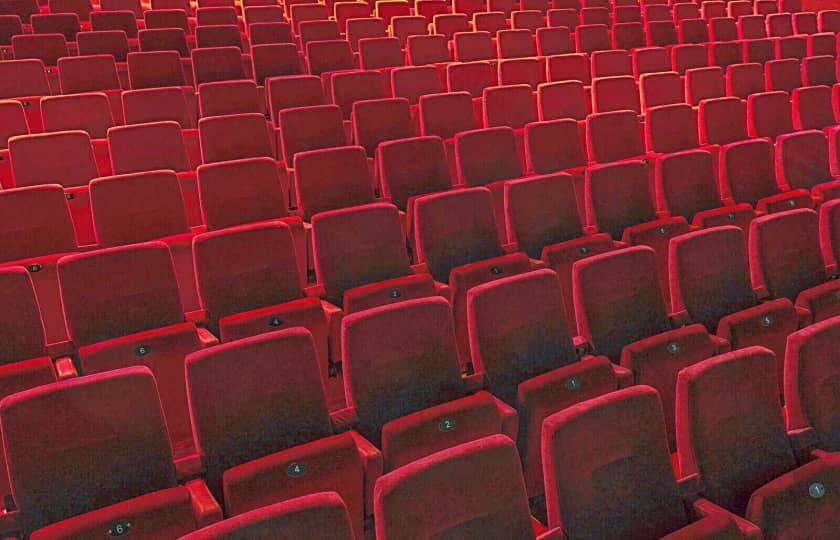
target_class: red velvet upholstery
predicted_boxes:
[293,145,376,220]
[376,136,452,211]
[775,130,840,203]
[342,297,516,471]
[198,113,276,165]
[185,330,371,536]
[375,435,538,539]
[179,492,354,539]
[312,203,434,308]
[108,121,193,176]
[0,367,218,537]
[352,98,413,158]
[278,105,347,165]
[784,317,840,452]
[750,209,840,322]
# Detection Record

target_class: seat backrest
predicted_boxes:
[573,246,670,361]
[127,50,187,89]
[669,226,756,331]
[483,83,536,129]
[765,58,800,93]
[108,121,191,174]
[748,208,825,302]
[585,110,645,164]
[747,90,793,139]
[0,267,48,363]
[31,13,80,42]
[139,27,190,57]
[90,10,138,37]
[685,66,725,105]
[776,129,832,191]
[676,347,797,514]
[418,91,477,139]
[792,85,835,131]
[293,145,374,220]
[359,36,402,70]
[76,30,130,62]
[312,203,412,305]
[248,22,294,46]
[41,92,114,139]
[720,138,778,205]
[197,156,289,230]
[524,118,587,175]
[144,8,189,32]
[196,5,238,26]
[0,59,50,99]
[49,0,92,21]
[299,19,340,49]
[9,130,97,187]
[645,102,699,153]
[455,126,522,186]
[199,112,275,163]
[0,100,28,150]
[543,386,689,538]
[341,297,465,442]
[57,54,120,94]
[413,187,502,282]
[467,269,577,404]
[185,329,332,499]
[726,62,764,100]
[0,184,78,262]
[198,79,261,118]
[537,80,586,121]
[374,435,534,540]
[122,86,192,128]
[305,39,354,76]
[252,43,301,85]
[376,135,451,210]
[671,43,708,75]
[498,28,536,58]
[591,49,632,78]
[784,317,840,451]
[351,97,413,157]
[391,66,442,105]
[90,170,190,247]
[505,172,582,259]
[547,53,591,85]
[278,104,346,164]
[330,69,385,120]
[0,0,38,23]
[654,149,722,225]
[698,96,746,145]
[0,367,176,536]
[12,33,69,66]
[585,160,655,239]
[266,74,324,124]
[446,60,496,98]
[639,71,682,110]
[58,242,185,346]
[406,34,449,65]
[632,46,670,77]
[192,222,303,322]
[191,45,246,85]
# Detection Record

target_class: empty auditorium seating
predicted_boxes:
[57,242,215,456]
[699,96,749,145]
[747,91,795,139]
[776,129,840,204]
[184,329,375,536]
[792,85,837,130]
[277,104,347,170]
[198,79,261,118]
[586,110,652,168]
[199,112,277,164]
[294,145,376,219]
[467,269,625,494]
[720,138,811,212]
[192,45,247,85]
[750,208,840,323]
[543,386,746,538]
[0,367,222,538]
[676,347,839,537]
[376,135,452,212]
[342,297,517,471]
[330,69,385,120]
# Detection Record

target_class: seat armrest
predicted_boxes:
[582,225,598,235]
[708,334,731,353]
[787,426,819,464]
[345,430,383,516]
[669,309,691,328]
[573,335,592,357]
[54,357,77,380]
[45,340,74,358]
[185,479,223,528]
[826,262,839,278]
[330,407,359,433]
[812,449,833,460]
[692,498,762,538]
[608,362,634,388]
[795,305,812,327]
[185,309,207,325]
[463,372,485,393]
[656,210,671,219]
[536,527,567,540]
[491,394,519,441]
[678,473,701,503]
[196,327,219,348]
[175,453,205,482]
[304,283,326,298]
[501,242,519,254]
[753,285,770,300]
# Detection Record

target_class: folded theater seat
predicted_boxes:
[572,246,730,459]
[0,368,222,539]
[750,208,840,325]
[676,347,840,538]
[339,297,519,475]
[670,226,810,392]
[466,269,631,496]
[57,242,219,461]
[784,316,840,457]
[375,436,566,539]
[179,492,354,540]
[185,330,380,539]
[411,187,545,370]
[542,386,749,539]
